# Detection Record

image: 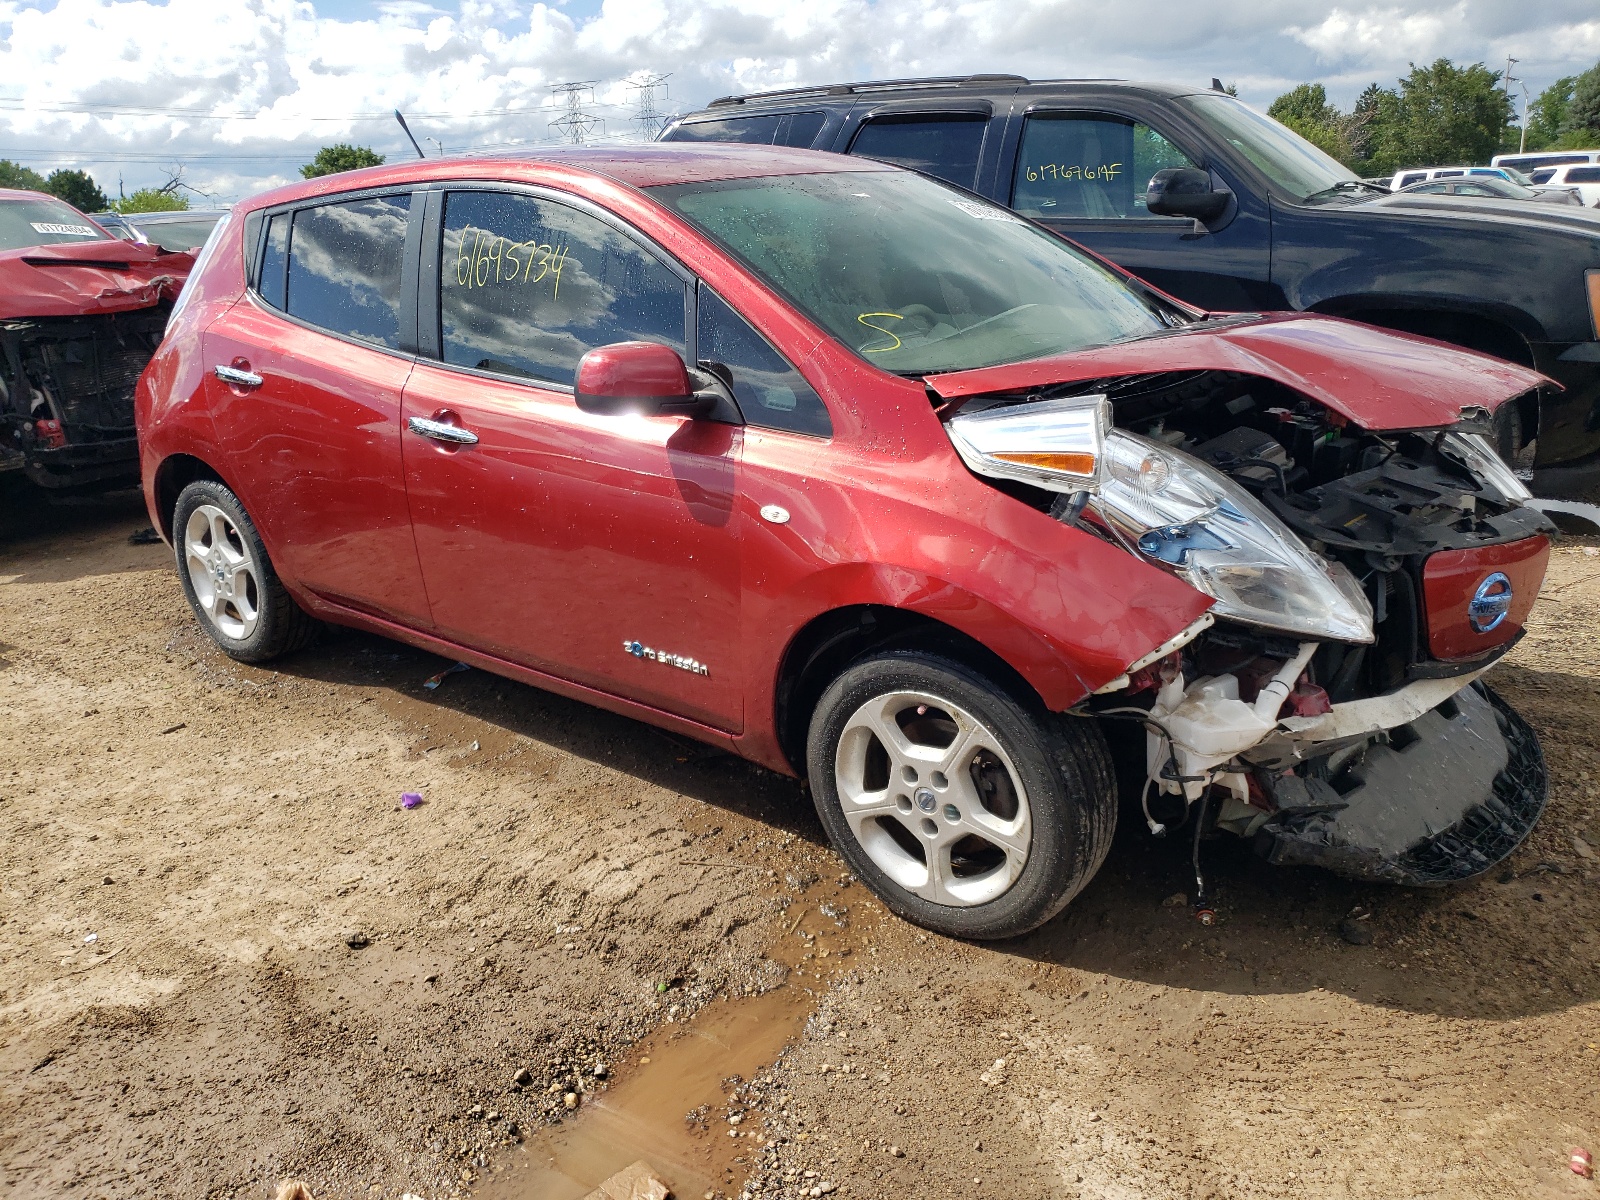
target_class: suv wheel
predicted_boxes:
[806,651,1115,939]
[172,479,315,662]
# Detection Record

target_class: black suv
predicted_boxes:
[663,75,1600,498]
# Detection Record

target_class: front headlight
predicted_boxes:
[1094,432,1374,643]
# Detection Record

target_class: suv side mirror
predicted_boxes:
[1145,168,1229,222]
[575,342,713,418]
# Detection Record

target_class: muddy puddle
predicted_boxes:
[477,882,876,1200]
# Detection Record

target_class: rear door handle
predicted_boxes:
[407,415,479,445]
[213,364,263,388]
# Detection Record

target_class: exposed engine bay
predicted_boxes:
[0,306,168,489]
[945,367,1553,904]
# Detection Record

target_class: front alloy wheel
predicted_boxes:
[808,651,1116,940]
[834,690,1032,907]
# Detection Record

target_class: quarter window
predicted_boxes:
[1013,114,1197,219]
[285,193,412,350]
[258,213,288,310]
[439,190,687,386]
[1568,167,1600,183]
[697,286,830,437]
[848,114,988,189]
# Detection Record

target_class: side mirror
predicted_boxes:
[1145,168,1229,222]
[574,341,712,417]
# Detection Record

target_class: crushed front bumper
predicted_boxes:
[1250,683,1546,886]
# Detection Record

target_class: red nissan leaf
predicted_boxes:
[136,145,1553,938]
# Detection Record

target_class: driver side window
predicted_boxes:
[1012,114,1197,219]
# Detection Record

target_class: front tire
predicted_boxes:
[806,651,1116,939]
[172,479,315,662]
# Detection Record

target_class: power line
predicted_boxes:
[627,73,671,139]
[547,81,604,145]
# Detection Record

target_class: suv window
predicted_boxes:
[666,111,826,148]
[1529,169,1557,184]
[696,285,830,437]
[1012,113,1197,219]
[1568,166,1600,183]
[439,190,687,386]
[285,193,412,350]
[847,114,987,189]
[670,114,783,143]
[1397,172,1426,188]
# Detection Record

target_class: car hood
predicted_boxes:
[0,238,195,319]
[924,312,1551,431]
[1362,190,1600,231]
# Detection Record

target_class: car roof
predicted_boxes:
[0,187,59,202]
[124,209,231,221]
[695,74,1209,109]
[239,143,895,211]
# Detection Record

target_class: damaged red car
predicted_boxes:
[137,146,1553,938]
[1,188,193,490]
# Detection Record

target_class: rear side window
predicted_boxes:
[1436,170,1464,178]
[668,115,783,143]
[1397,172,1426,187]
[779,112,827,147]
[439,190,687,386]
[1529,169,1557,184]
[848,114,987,189]
[667,111,826,148]
[285,193,412,350]
[696,286,830,437]
[1569,167,1600,183]
[1013,114,1197,218]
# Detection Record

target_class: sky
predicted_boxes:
[0,0,1596,204]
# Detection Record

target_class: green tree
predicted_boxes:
[1347,82,1394,167]
[1522,77,1574,150]
[1368,59,1513,170]
[44,168,108,214]
[1568,62,1600,141]
[300,144,385,179]
[112,189,190,214]
[0,159,48,191]
[1267,83,1355,166]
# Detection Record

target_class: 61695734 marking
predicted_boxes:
[455,226,570,297]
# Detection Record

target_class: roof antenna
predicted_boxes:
[394,109,426,160]
[1211,77,1226,92]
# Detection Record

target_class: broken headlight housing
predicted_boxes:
[1439,430,1531,503]
[1092,432,1374,643]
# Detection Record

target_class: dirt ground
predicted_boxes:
[1,490,1598,1200]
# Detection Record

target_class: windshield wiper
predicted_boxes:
[1301,180,1389,203]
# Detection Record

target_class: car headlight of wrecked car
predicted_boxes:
[948,396,1374,643]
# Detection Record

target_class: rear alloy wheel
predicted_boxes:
[807,651,1116,939]
[172,479,316,662]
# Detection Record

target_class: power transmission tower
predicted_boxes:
[628,73,672,139]
[549,81,603,144]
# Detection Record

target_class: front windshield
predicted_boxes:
[651,170,1172,374]
[0,195,110,252]
[1180,94,1357,202]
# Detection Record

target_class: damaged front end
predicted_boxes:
[941,349,1553,891]
[0,308,172,489]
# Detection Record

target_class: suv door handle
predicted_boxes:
[213,364,263,388]
[408,415,479,445]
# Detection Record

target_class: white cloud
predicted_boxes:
[0,0,1595,202]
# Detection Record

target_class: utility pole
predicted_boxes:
[1519,80,1531,154]
[627,73,672,140]
[1502,58,1519,155]
[549,81,603,144]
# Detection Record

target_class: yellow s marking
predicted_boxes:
[857,311,904,353]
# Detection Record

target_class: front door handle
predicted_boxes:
[213,364,263,388]
[407,415,479,445]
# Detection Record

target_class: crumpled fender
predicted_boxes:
[925,312,1553,430]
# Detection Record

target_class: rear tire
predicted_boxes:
[806,650,1115,939]
[172,479,316,662]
